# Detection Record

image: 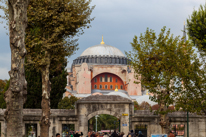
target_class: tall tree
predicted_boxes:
[174,3,206,115]
[24,58,67,109]
[1,0,30,136]
[126,27,194,134]
[174,45,206,115]
[25,0,94,136]
[187,3,206,54]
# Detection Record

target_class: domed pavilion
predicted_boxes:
[65,36,142,100]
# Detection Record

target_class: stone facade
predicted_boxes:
[75,95,133,136]
[0,95,206,137]
[65,42,142,97]
[67,63,141,96]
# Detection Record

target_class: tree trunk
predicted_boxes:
[4,0,29,136]
[159,114,170,134]
[40,60,51,137]
[159,104,170,135]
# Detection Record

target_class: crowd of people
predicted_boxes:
[87,130,145,137]
[56,130,176,137]
[87,129,145,137]
[55,131,83,137]
[55,130,146,137]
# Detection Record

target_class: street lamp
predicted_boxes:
[95,115,99,132]
[114,121,116,131]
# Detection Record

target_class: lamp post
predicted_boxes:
[114,121,116,131]
[95,115,99,132]
[187,111,189,137]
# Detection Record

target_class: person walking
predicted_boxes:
[168,131,175,137]
[137,131,144,137]
[129,130,136,137]
[111,130,118,137]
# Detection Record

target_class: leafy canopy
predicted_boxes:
[126,26,194,114]
[187,3,206,54]
[25,0,94,69]
[58,96,79,109]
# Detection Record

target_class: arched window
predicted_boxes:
[116,79,118,83]
[100,85,102,89]
[94,78,97,83]
[110,77,112,82]
[100,77,102,82]
[105,85,108,89]
[94,85,97,89]
[121,85,123,89]
[110,85,113,89]
[105,75,108,82]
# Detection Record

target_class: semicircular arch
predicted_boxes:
[91,72,124,84]
[87,110,122,120]
[91,72,126,90]
[92,69,127,83]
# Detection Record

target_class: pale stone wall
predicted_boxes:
[1,102,206,137]
[126,68,141,96]
[67,63,142,96]
[76,63,91,94]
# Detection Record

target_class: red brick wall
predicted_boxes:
[91,73,125,90]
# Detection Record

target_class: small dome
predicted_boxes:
[107,92,131,100]
[80,43,125,57]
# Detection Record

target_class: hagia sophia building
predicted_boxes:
[64,36,156,105]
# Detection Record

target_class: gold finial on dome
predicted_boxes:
[115,87,118,92]
[101,35,105,44]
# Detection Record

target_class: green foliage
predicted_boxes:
[88,114,119,131]
[58,96,79,109]
[25,0,95,70]
[24,59,68,109]
[0,79,7,92]
[24,64,42,108]
[174,51,206,115]
[187,3,206,54]
[0,79,9,108]
[3,79,9,91]
[50,60,68,109]
[126,26,194,115]
[134,101,139,110]
[183,3,206,115]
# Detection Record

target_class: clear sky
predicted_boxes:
[0,0,204,80]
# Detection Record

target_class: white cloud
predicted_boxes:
[0,53,10,67]
[0,53,10,79]
[0,67,9,80]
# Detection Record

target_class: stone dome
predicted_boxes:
[80,43,125,57]
[72,37,129,66]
